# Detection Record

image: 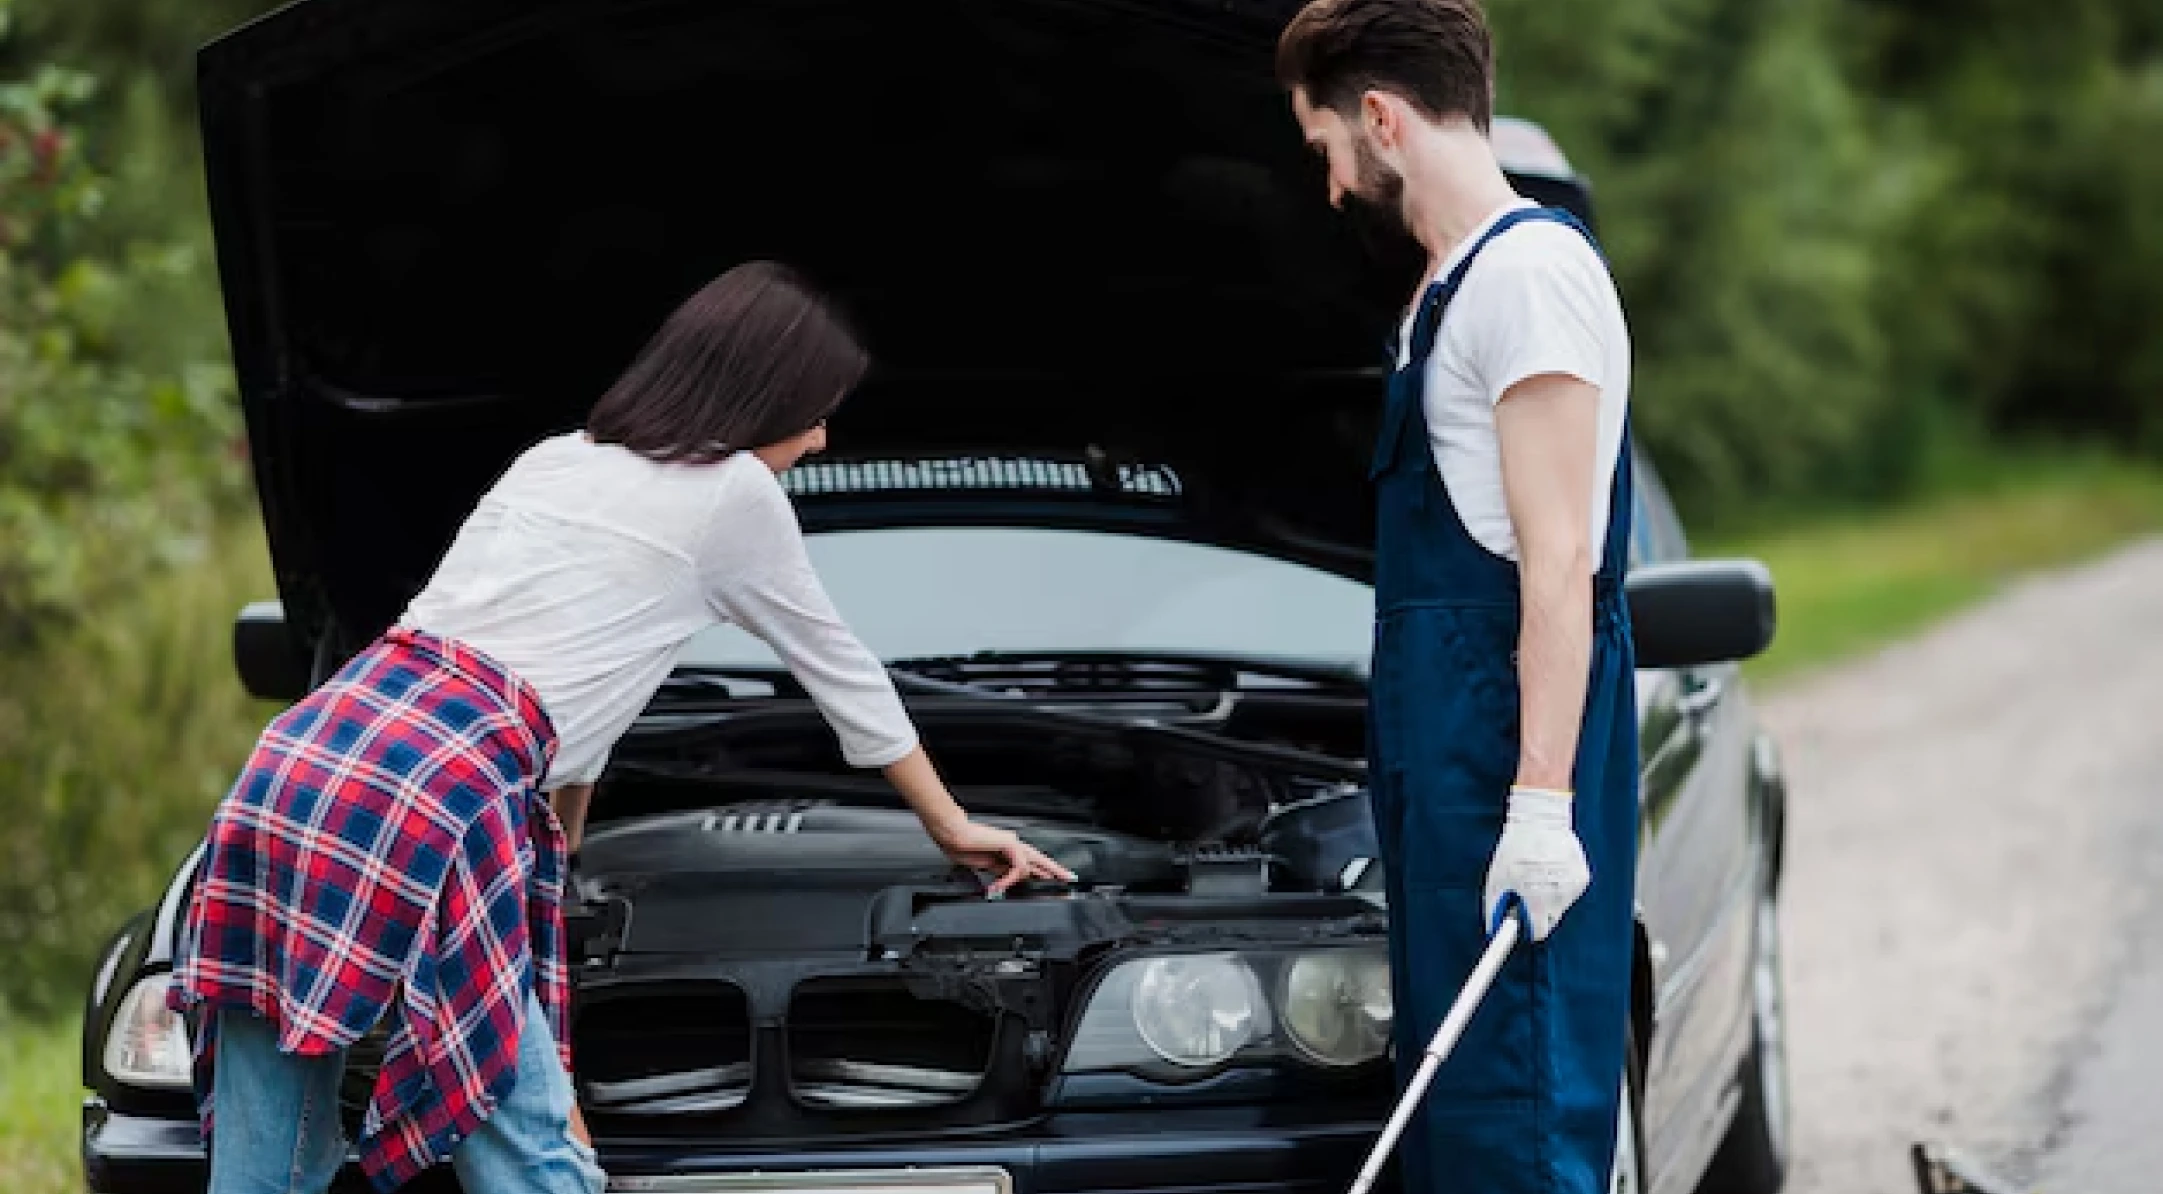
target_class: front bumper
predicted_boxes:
[85,1099,1398,1194]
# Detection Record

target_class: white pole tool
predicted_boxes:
[1346,917,1523,1194]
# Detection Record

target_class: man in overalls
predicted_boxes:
[1277,3,1638,1192]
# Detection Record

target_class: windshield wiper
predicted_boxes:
[655,664,1236,730]
[651,666,1227,723]
[648,663,1366,784]
[896,670,1365,783]
[885,650,1368,692]
[883,665,1239,725]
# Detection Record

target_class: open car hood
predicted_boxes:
[199,0,1595,654]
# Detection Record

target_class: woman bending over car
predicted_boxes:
[167,261,1072,1194]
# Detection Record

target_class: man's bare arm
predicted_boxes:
[1495,372,1601,794]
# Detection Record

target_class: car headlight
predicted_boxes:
[1133,954,1262,1067]
[1060,946,1389,1082]
[102,973,194,1090]
[1279,950,1393,1066]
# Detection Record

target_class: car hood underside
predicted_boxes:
[197,0,1592,658]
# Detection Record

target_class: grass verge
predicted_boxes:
[0,1014,84,1194]
[1710,452,2163,681]
[0,517,273,1194]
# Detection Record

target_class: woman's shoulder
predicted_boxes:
[501,434,789,529]
[501,429,595,475]
[710,450,794,514]
[693,452,805,561]
[480,433,693,523]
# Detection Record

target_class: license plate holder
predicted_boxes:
[608,1167,1014,1194]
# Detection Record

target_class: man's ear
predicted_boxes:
[1360,89,1398,150]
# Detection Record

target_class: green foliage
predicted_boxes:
[0,1,245,652]
[4,0,272,111]
[0,0,263,1017]
[1490,0,1896,507]
[1841,0,2163,455]
[1489,0,2163,510]
[0,522,275,1019]
[0,1011,82,1194]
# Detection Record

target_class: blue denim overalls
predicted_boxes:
[1367,205,1640,1194]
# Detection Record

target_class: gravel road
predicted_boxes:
[1760,537,2163,1194]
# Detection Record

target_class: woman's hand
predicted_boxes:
[569,1100,593,1149]
[882,747,1077,896]
[928,819,1077,897]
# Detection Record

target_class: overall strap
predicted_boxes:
[1373,205,1607,481]
[1382,204,1635,592]
[1401,205,1597,367]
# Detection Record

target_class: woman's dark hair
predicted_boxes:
[587,260,869,463]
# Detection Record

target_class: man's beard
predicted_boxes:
[1351,138,1408,234]
[1342,138,1419,269]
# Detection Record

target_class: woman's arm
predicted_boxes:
[550,783,594,854]
[702,467,925,770]
[551,780,599,1154]
[702,467,1073,894]
[882,747,1074,895]
[880,748,968,841]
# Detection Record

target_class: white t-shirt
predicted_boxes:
[1395,199,1632,565]
[399,433,919,789]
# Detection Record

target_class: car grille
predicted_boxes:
[337,977,1003,1129]
[787,977,997,1109]
[575,983,753,1115]
[335,985,758,1125]
[583,1062,752,1114]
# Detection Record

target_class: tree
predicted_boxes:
[0,0,244,649]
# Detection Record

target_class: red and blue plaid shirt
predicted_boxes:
[169,627,570,1192]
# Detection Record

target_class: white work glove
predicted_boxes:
[1483,786,1590,941]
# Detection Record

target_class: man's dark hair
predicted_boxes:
[587,260,868,464]
[1276,0,1494,133]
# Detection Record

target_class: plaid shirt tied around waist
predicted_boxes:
[167,626,568,1192]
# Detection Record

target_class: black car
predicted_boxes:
[81,3,1791,1194]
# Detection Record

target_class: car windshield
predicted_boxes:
[678,526,1376,671]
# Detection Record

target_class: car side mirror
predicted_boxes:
[234,601,311,702]
[1626,559,1777,670]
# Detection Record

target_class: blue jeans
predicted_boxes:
[207,990,607,1194]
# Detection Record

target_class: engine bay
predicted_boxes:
[545,666,1393,1136]
[602,655,1372,846]
[587,777,1377,884]
[563,790,1393,1132]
